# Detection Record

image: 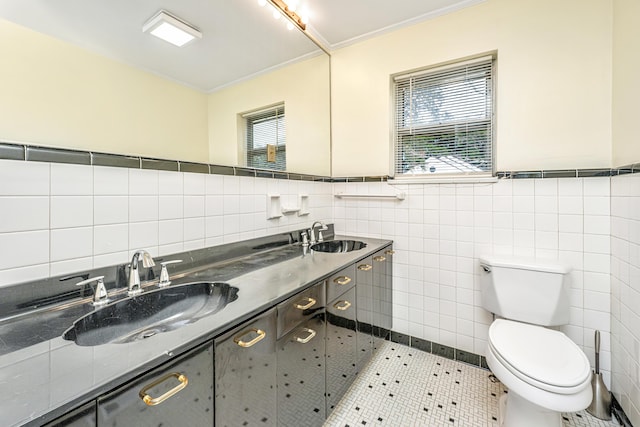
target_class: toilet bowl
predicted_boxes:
[478,256,593,427]
[486,319,592,427]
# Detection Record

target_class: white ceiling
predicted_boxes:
[0,0,483,93]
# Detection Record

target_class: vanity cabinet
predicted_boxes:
[28,238,393,427]
[214,308,277,427]
[325,266,358,414]
[96,341,214,426]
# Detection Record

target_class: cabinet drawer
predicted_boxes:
[277,281,325,338]
[327,264,356,302]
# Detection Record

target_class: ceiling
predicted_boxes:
[0,0,483,93]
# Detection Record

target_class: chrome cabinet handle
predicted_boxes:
[234,328,266,348]
[139,372,188,406]
[294,328,316,344]
[333,276,352,286]
[373,256,386,262]
[333,300,352,311]
[357,264,372,271]
[294,297,317,310]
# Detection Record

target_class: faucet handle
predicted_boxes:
[76,276,110,306]
[301,231,309,247]
[159,260,183,287]
[141,251,156,268]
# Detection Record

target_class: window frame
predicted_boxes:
[243,104,286,171]
[390,54,496,182]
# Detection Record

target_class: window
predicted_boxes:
[393,56,495,178]
[244,104,286,171]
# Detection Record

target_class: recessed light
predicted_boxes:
[143,10,202,47]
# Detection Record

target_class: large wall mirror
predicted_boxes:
[0,0,330,176]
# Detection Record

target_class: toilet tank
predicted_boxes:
[478,256,572,326]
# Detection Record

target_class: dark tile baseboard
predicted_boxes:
[389,331,488,370]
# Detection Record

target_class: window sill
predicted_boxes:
[387,175,498,185]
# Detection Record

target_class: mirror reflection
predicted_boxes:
[0,0,330,175]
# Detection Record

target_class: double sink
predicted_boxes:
[62,238,365,347]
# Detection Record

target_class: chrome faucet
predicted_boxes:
[308,221,328,245]
[128,249,155,296]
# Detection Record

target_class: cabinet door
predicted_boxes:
[215,308,277,427]
[277,312,326,427]
[44,401,96,427]
[355,257,374,372]
[373,247,393,352]
[325,287,357,414]
[97,342,213,427]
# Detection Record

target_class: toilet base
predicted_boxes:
[500,391,562,427]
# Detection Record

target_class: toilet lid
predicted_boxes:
[489,319,591,389]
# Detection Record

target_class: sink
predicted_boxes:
[310,240,367,253]
[63,282,239,346]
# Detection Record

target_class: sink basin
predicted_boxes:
[310,240,367,253]
[63,282,239,346]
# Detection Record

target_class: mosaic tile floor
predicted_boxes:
[324,341,620,427]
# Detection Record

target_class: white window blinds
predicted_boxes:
[393,56,494,177]
[245,104,286,171]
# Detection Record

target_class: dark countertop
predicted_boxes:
[0,233,392,427]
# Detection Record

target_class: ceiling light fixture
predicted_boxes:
[143,10,202,47]
[267,0,307,31]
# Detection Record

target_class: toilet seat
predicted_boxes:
[488,319,591,394]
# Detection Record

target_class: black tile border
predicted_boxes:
[26,146,91,165]
[390,332,487,370]
[3,141,640,182]
[92,153,140,168]
[389,331,410,346]
[0,143,25,160]
[612,395,633,427]
[0,141,332,181]
[179,162,209,174]
[141,158,179,172]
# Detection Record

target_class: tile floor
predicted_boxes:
[324,341,620,427]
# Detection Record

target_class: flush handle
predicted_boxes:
[481,264,491,273]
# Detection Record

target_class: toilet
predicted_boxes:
[479,256,592,427]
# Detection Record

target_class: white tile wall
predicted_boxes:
[0,160,332,286]
[611,172,640,426]
[332,178,612,387]
[4,158,639,421]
